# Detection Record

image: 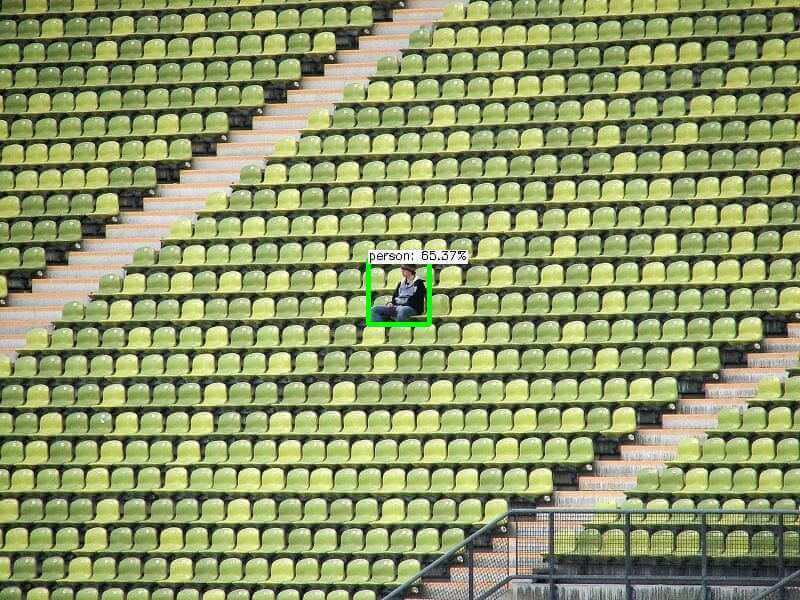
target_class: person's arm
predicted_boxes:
[389,282,400,306]
[410,280,426,313]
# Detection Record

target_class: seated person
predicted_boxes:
[370,264,426,322]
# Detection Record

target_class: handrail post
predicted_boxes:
[548,511,556,600]
[701,512,709,600]
[467,538,474,600]
[778,514,786,600]
[511,513,516,582]
[624,512,632,600]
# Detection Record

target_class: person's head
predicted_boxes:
[400,264,417,280]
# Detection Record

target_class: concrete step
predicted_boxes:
[0,334,24,350]
[250,116,308,131]
[578,475,637,491]
[553,490,627,508]
[227,130,300,144]
[0,308,61,322]
[178,167,241,185]
[405,0,454,7]
[143,197,209,212]
[80,238,160,253]
[593,460,664,477]
[678,396,748,414]
[763,337,800,352]
[158,182,231,197]
[47,265,125,279]
[286,88,344,104]
[372,19,436,35]
[662,413,718,429]
[619,445,677,461]
[118,211,195,226]
[322,61,377,78]
[31,278,98,294]
[636,427,709,445]
[302,74,367,90]
[336,48,401,63]
[262,101,326,117]
[391,6,447,21]
[702,382,758,399]
[356,33,411,52]
[191,155,264,170]
[0,318,56,335]
[719,366,788,383]
[746,351,799,368]
[216,142,276,157]
[67,250,136,266]
[104,224,173,239]
[7,290,89,307]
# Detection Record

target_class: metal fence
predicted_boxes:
[382,508,800,600]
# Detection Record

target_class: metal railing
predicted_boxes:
[383,508,800,600]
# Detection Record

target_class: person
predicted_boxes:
[371,264,426,322]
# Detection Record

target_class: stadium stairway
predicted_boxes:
[404,323,800,600]
[0,0,450,357]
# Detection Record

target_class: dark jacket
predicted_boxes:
[391,277,426,314]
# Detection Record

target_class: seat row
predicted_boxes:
[0,524,464,555]
[126,261,800,296]
[0,436,596,467]
[208,175,799,212]
[402,41,797,76]
[245,148,800,186]
[275,120,800,159]
[23,317,763,352]
[311,92,800,131]
[597,496,800,525]
[335,66,799,107]
[61,284,800,326]
[0,246,45,272]
[179,203,798,240]
[0,376,679,409]
[0,495,508,526]
[0,7,372,40]
[0,465,556,496]
[0,166,156,193]
[1,32,337,66]
[380,36,796,78]
[3,85,265,116]
[50,287,800,328]
[411,17,793,51]
[149,232,800,263]
[713,406,800,433]
[751,376,800,402]
[3,59,301,93]
[673,436,800,465]
[1,0,356,14]
[1,139,191,167]
[0,193,118,220]
[0,345,721,379]
[1,112,228,143]
[442,0,790,21]
[556,528,800,558]
[0,407,630,437]
[1,554,423,586]
[0,587,373,600]
[0,219,81,244]
[633,466,800,496]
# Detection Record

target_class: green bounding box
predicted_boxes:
[365,262,434,328]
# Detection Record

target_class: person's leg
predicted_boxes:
[371,305,395,322]
[395,306,418,321]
